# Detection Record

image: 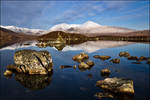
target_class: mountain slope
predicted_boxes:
[0,25,44,35]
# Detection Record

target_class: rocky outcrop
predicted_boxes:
[5,50,53,75]
[72,52,89,62]
[96,77,134,94]
[15,72,53,90]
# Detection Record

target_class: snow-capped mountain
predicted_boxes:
[1,21,136,36]
[0,25,44,35]
[48,21,135,36]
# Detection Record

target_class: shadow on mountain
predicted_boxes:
[14,72,53,90]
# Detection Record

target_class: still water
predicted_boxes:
[0,40,150,100]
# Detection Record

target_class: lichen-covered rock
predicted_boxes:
[101,68,111,77]
[15,72,53,90]
[119,51,130,57]
[93,55,111,60]
[72,52,89,62]
[7,50,53,75]
[128,56,138,60]
[96,77,134,94]
[110,58,120,64]
[95,92,114,99]
[86,60,94,67]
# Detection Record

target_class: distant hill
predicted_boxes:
[0,27,37,48]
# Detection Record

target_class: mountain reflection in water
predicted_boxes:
[0,40,133,53]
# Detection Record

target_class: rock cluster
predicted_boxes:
[72,53,94,70]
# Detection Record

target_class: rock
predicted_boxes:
[72,52,89,62]
[119,51,130,57]
[86,60,94,67]
[147,58,150,65]
[101,68,111,77]
[60,65,72,69]
[95,92,114,99]
[128,56,138,60]
[4,70,13,76]
[78,62,89,69]
[15,72,53,90]
[93,55,100,59]
[93,55,111,60]
[73,65,77,69]
[96,77,134,94]
[7,50,53,75]
[110,58,120,64]
[138,56,147,61]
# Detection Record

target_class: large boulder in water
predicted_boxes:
[96,77,134,94]
[7,50,53,75]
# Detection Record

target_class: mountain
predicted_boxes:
[0,25,44,35]
[0,27,37,48]
[48,21,135,36]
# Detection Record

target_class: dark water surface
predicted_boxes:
[0,41,150,100]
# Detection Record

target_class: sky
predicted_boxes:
[1,0,149,30]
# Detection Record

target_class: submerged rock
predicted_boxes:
[110,58,120,64]
[7,50,53,75]
[128,56,138,60]
[93,55,111,60]
[15,72,53,90]
[96,77,134,94]
[101,68,111,77]
[95,92,114,99]
[72,52,89,62]
[119,51,130,57]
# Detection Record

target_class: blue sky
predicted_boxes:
[1,0,149,30]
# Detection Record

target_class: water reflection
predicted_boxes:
[14,72,53,90]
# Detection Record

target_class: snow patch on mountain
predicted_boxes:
[0,25,44,35]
